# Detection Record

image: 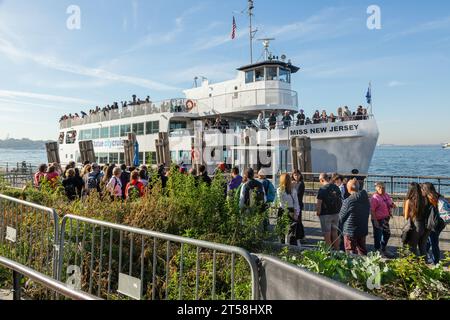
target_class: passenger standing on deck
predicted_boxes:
[292,170,306,242]
[370,182,395,258]
[312,110,321,124]
[257,112,265,129]
[422,183,447,264]
[403,183,430,257]
[343,106,351,121]
[296,109,306,126]
[282,111,292,129]
[337,107,344,121]
[276,173,300,246]
[316,173,342,250]
[321,110,328,123]
[339,179,371,256]
[268,113,277,130]
[34,164,48,188]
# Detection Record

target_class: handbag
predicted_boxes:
[401,218,416,245]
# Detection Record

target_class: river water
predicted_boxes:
[0,146,448,177]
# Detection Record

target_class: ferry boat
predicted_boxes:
[443,143,450,149]
[58,3,379,176]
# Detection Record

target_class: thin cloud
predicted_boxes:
[0,90,94,105]
[384,16,450,41]
[0,36,179,92]
[388,81,407,88]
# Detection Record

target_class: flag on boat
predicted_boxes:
[231,16,237,39]
[366,84,372,104]
[133,141,140,167]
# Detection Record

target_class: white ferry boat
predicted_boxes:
[58,3,379,176]
[443,143,450,149]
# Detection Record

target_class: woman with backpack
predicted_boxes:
[276,173,300,246]
[403,183,430,257]
[125,171,145,200]
[422,183,447,264]
[106,167,123,201]
[292,170,306,242]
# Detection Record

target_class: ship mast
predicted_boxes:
[248,0,257,64]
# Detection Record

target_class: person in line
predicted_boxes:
[158,164,168,189]
[339,179,371,256]
[102,164,116,191]
[198,165,212,186]
[63,161,76,178]
[44,165,60,188]
[292,170,306,242]
[403,182,430,257]
[276,173,300,246]
[228,167,243,195]
[139,169,149,188]
[62,168,82,201]
[370,182,396,258]
[34,164,48,188]
[332,174,346,200]
[106,167,123,201]
[258,169,276,205]
[422,183,447,264]
[125,170,145,200]
[296,109,306,126]
[140,165,149,181]
[86,163,103,196]
[119,164,130,199]
[316,173,342,250]
[239,168,265,211]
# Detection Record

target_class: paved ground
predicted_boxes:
[0,289,12,300]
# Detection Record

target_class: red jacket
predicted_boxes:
[125,180,145,199]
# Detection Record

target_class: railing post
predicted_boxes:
[12,271,22,300]
[390,176,394,195]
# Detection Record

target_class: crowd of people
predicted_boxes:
[33,162,449,263]
[59,95,152,123]
[261,105,370,130]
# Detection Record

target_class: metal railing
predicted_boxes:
[57,215,259,300]
[0,162,36,175]
[0,256,101,300]
[0,173,34,189]
[0,194,59,279]
[59,98,195,129]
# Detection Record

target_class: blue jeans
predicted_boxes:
[372,218,391,251]
[427,231,441,264]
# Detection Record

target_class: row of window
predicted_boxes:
[245,67,291,84]
[78,152,158,166]
[77,121,160,141]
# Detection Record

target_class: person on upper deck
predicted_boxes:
[329,113,337,123]
[312,110,321,124]
[296,109,306,126]
[343,106,351,121]
[305,117,312,125]
[268,113,277,130]
[321,110,328,123]
[356,106,364,121]
[282,111,292,129]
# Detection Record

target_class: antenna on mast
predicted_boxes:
[257,38,275,60]
[248,0,258,63]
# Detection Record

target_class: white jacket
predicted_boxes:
[277,187,300,213]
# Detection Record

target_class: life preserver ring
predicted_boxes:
[186,99,195,111]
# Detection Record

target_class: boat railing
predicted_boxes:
[59,98,196,129]
[194,88,298,112]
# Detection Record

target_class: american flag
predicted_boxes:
[231,16,237,39]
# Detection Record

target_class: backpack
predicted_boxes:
[323,184,343,214]
[127,182,143,200]
[64,181,77,199]
[262,179,276,203]
[438,198,450,224]
[87,172,101,191]
[243,180,265,207]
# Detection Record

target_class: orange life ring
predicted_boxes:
[186,99,195,111]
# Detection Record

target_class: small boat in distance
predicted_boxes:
[443,143,450,149]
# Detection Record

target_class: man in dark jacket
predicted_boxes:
[339,179,371,255]
[198,165,211,186]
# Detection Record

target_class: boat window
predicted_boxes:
[82,129,92,140]
[109,153,119,164]
[245,70,255,83]
[266,67,278,81]
[279,68,291,83]
[146,121,160,135]
[255,67,265,81]
[100,127,109,139]
[120,124,131,137]
[132,123,145,136]
[170,121,187,132]
[145,152,157,165]
[110,125,120,138]
[66,130,77,144]
[58,132,65,144]
[139,152,144,165]
[119,152,125,164]
[98,153,108,164]
[92,128,100,140]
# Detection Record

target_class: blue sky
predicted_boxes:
[0,0,449,144]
